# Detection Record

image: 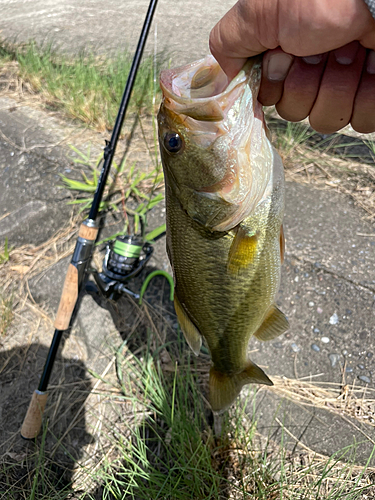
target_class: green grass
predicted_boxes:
[0,290,13,339]
[1,335,374,499]
[81,341,374,500]
[0,40,163,130]
[0,424,72,500]
[0,239,13,339]
[272,121,316,160]
[86,342,278,499]
[0,237,10,265]
[60,144,165,240]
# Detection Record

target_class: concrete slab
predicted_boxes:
[0,95,90,246]
[246,388,375,467]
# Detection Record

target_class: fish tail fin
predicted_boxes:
[209,360,273,413]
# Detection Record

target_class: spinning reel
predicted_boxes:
[89,227,172,303]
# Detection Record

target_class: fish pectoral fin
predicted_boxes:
[209,360,273,413]
[254,305,289,342]
[174,294,202,356]
[227,226,258,274]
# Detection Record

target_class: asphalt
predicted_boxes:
[0,0,374,472]
[0,0,235,65]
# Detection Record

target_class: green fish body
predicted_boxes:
[158,56,288,412]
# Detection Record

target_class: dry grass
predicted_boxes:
[271,376,375,430]
[0,292,13,339]
[269,117,375,221]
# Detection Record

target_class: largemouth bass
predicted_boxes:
[157,55,288,412]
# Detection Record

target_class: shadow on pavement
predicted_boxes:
[0,342,94,497]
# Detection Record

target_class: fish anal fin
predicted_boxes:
[280,224,285,264]
[209,360,273,412]
[254,305,289,342]
[227,226,258,274]
[174,294,202,356]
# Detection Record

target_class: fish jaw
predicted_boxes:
[158,55,273,232]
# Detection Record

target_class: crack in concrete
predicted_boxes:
[288,253,375,294]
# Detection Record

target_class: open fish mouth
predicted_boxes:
[159,55,261,124]
[160,55,230,100]
[158,54,272,233]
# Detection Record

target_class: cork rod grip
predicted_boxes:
[54,264,79,330]
[21,391,48,439]
[78,223,98,240]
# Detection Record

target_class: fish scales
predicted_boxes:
[158,55,289,412]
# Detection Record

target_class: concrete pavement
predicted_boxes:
[0,0,235,65]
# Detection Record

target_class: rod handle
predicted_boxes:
[21,390,48,439]
[54,263,79,330]
[78,223,98,240]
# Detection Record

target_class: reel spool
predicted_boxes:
[91,235,154,300]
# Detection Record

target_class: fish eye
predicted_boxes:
[163,132,184,154]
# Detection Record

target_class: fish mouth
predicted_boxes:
[159,55,270,233]
[160,55,229,100]
[159,55,256,123]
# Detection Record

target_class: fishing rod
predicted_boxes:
[21,0,159,440]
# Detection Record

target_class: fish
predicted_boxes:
[157,55,288,412]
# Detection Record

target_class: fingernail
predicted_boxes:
[266,53,293,81]
[367,50,375,74]
[302,55,323,65]
[334,42,359,65]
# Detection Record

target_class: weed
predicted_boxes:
[82,343,375,500]
[0,425,72,499]
[0,291,13,338]
[0,237,10,264]
[0,40,164,130]
[365,138,375,162]
[61,145,165,238]
[273,120,316,159]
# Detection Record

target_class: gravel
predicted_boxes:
[358,375,371,384]
[328,353,341,367]
[291,343,300,353]
[329,313,339,325]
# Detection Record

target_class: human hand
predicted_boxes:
[209,0,375,133]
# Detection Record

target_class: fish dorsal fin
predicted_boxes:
[280,224,285,264]
[227,226,258,274]
[254,305,289,342]
[174,294,202,356]
[209,360,273,412]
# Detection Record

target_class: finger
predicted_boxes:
[309,42,366,134]
[209,0,279,78]
[351,51,375,133]
[258,49,294,106]
[275,54,328,121]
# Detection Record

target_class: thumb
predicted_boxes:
[209,0,277,78]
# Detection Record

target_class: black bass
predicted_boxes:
[157,55,288,412]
